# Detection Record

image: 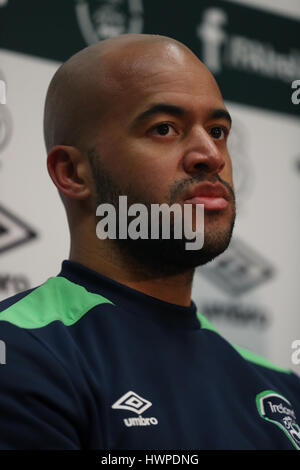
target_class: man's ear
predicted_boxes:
[47,145,92,200]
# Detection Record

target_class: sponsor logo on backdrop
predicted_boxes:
[195,238,273,329]
[197,7,300,83]
[75,0,143,45]
[0,205,37,256]
[0,73,38,265]
[201,302,270,331]
[256,391,300,450]
[0,273,30,297]
[197,8,227,74]
[198,238,274,297]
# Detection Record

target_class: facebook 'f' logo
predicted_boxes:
[0,80,6,104]
[196,8,227,74]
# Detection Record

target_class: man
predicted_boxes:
[0,34,299,450]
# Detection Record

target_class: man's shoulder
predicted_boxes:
[197,311,298,377]
[0,275,114,331]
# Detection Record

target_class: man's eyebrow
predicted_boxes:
[208,108,232,127]
[133,103,185,125]
[132,103,232,128]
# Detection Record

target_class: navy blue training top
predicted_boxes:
[0,260,299,450]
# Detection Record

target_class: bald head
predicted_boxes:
[43,34,208,155]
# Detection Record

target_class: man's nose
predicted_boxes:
[182,127,226,176]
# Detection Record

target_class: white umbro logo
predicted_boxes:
[111,391,158,427]
[112,390,152,414]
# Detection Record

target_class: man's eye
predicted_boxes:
[210,126,227,140]
[151,123,176,136]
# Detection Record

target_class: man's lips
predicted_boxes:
[183,182,230,210]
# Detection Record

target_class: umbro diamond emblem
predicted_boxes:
[111,391,158,427]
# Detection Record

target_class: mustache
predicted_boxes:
[169,174,235,203]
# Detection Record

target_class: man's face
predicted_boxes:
[87,42,235,274]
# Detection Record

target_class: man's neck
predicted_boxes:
[69,242,195,307]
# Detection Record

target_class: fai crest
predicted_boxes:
[256,390,300,450]
[75,0,144,45]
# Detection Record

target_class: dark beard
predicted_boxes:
[88,148,236,277]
